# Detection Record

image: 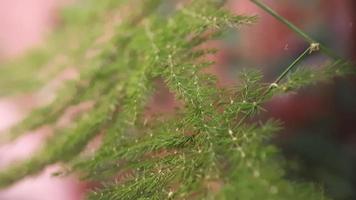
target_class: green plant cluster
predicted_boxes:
[0,0,353,199]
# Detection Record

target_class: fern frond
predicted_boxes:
[0,0,354,199]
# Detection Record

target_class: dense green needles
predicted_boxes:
[0,0,354,199]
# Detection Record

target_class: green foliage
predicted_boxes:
[0,0,354,199]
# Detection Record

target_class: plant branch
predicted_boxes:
[250,0,341,60]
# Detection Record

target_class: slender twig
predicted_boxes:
[250,0,341,60]
[264,44,316,95]
[233,43,319,130]
[233,1,329,129]
[275,47,310,84]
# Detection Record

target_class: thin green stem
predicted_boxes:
[264,44,317,96]
[234,44,317,130]
[250,0,341,60]
[274,47,310,84]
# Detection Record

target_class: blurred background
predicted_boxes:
[0,0,355,199]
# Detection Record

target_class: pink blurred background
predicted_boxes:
[0,0,355,199]
[0,0,86,199]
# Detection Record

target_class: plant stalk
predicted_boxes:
[250,0,341,60]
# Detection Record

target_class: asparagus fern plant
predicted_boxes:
[0,0,354,199]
